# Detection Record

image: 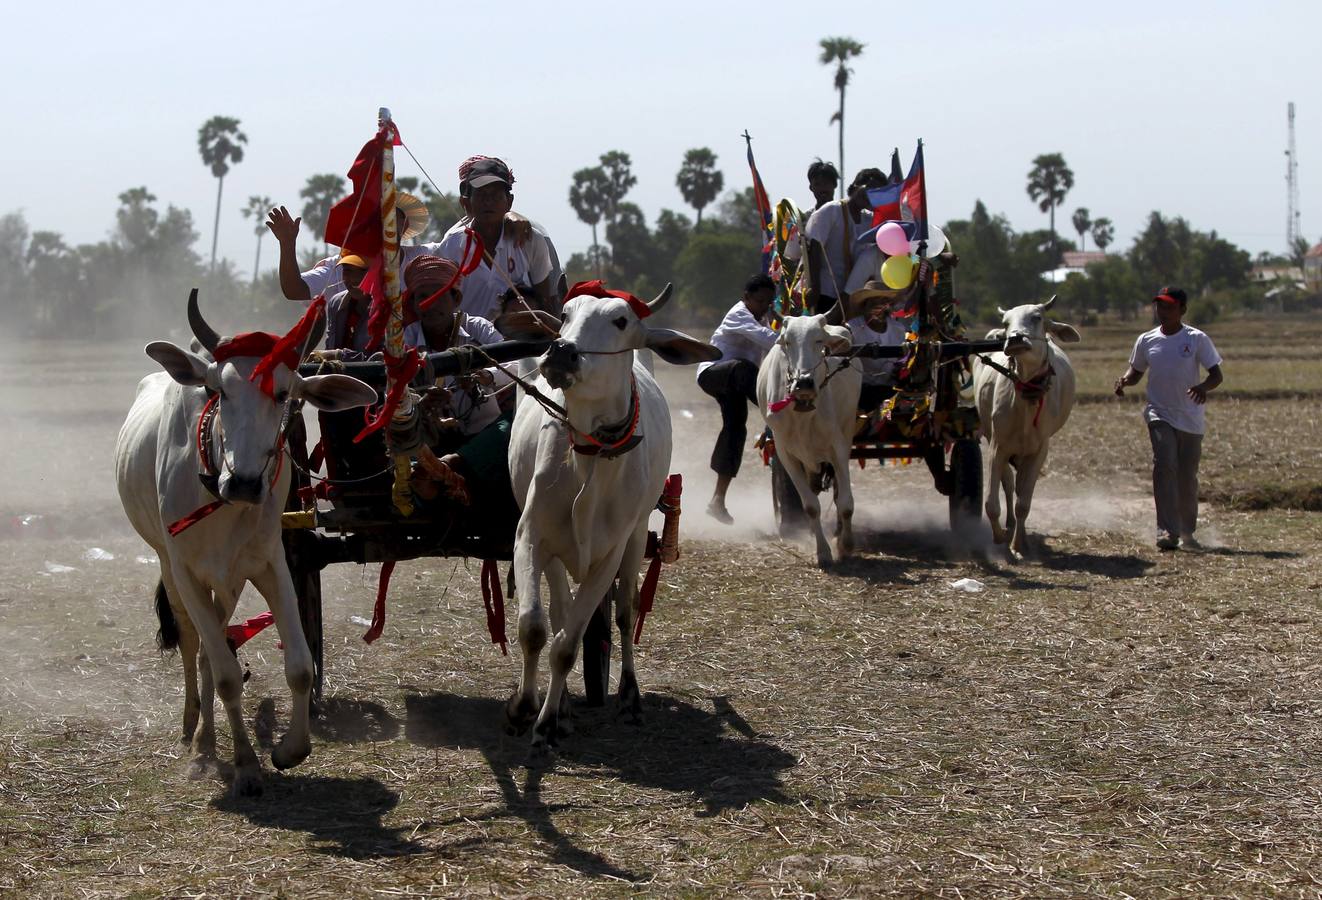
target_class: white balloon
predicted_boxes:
[910,222,948,258]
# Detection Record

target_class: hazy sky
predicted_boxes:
[6,0,1319,276]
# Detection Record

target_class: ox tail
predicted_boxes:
[155,579,180,652]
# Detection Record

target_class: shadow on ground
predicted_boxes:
[212,773,420,860]
[402,690,796,882]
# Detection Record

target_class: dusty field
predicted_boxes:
[1,317,1320,897]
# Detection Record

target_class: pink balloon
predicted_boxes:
[875,221,911,257]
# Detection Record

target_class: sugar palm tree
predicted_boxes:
[676,148,724,226]
[1091,217,1114,253]
[1026,153,1075,257]
[197,116,248,271]
[300,174,346,256]
[1071,207,1091,252]
[819,36,865,198]
[240,195,273,285]
[569,166,611,277]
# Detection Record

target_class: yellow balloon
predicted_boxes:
[881,254,915,289]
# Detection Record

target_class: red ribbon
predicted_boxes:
[363,561,395,644]
[480,559,508,655]
[353,349,423,443]
[167,500,224,536]
[227,611,275,650]
[768,397,794,414]
[634,532,663,645]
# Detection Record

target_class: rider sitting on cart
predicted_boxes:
[846,280,910,412]
[388,255,518,528]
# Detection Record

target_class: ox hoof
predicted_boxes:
[816,554,834,570]
[525,741,555,769]
[617,672,643,724]
[186,755,214,781]
[230,769,264,798]
[271,739,311,771]
[505,693,540,736]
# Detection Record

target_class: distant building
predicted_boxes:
[1043,250,1108,284]
[1306,243,1322,292]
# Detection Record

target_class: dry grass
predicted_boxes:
[1,320,1320,897]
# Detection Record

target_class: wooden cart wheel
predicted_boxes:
[948,439,983,535]
[581,590,612,707]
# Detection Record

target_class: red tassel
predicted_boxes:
[480,559,508,655]
[363,561,395,644]
[249,295,326,397]
[354,350,422,443]
[634,537,663,645]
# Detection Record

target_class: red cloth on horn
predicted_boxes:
[248,295,326,396]
[564,280,652,319]
[213,332,279,363]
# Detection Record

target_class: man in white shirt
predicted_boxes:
[1114,287,1224,550]
[697,274,780,524]
[804,167,887,314]
[436,156,554,322]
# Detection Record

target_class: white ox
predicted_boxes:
[114,290,376,795]
[974,296,1080,559]
[757,311,862,568]
[503,285,718,760]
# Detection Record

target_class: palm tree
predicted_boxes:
[197,116,248,271]
[1071,207,1091,252]
[1091,217,1115,253]
[300,174,347,256]
[240,195,273,286]
[675,148,724,226]
[819,36,865,198]
[1026,153,1075,257]
[597,150,637,227]
[569,166,611,277]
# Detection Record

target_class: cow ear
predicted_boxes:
[146,341,210,386]
[1047,321,1081,343]
[823,324,853,355]
[984,328,1006,342]
[295,374,379,411]
[644,327,723,366]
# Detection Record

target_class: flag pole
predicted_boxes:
[378,107,415,516]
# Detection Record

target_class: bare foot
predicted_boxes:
[706,499,734,525]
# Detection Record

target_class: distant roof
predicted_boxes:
[1307,242,1322,258]
[1060,251,1108,268]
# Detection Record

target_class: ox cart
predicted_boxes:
[766,254,1004,538]
[277,338,616,707]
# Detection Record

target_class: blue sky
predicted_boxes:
[6,0,1318,273]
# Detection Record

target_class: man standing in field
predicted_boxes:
[1114,287,1224,550]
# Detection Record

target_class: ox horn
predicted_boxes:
[646,282,674,316]
[1041,294,1058,311]
[187,288,221,352]
[823,298,845,327]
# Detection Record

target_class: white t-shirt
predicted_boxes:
[437,220,553,321]
[847,313,907,385]
[805,199,869,299]
[697,301,778,378]
[301,243,445,300]
[1129,324,1222,435]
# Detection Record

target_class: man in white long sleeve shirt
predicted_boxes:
[696,274,779,523]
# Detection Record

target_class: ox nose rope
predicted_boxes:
[975,353,1055,429]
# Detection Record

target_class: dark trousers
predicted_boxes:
[698,359,760,478]
[1148,420,1203,539]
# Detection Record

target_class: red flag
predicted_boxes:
[323,123,404,258]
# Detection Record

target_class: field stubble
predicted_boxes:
[0,318,1319,897]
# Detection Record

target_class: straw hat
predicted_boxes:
[397,192,430,240]
[846,279,905,321]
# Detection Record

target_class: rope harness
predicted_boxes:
[976,352,1055,429]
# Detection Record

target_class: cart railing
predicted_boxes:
[834,338,1005,361]
[298,339,554,385]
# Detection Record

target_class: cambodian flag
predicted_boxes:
[743,131,774,273]
[860,140,928,244]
